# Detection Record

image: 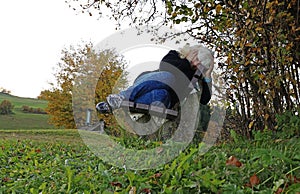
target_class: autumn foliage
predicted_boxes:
[69,0,300,135]
[40,42,127,129]
[0,100,14,115]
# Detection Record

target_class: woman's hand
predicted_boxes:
[186,50,198,63]
[186,49,214,74]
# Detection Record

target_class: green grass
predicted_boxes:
[0,93,53,129]
[0,129,299,193]
[0,129,82,144]
[0,93,48,109]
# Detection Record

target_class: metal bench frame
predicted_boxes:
[120,100,179,120]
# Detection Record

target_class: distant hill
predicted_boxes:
[0,93,54,129]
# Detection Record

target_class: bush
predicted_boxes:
[0,100,14,115]
[276,108,300,138]
[21,105,47,114]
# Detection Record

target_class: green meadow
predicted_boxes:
[0,93,53,129]
[0,129,299,193]
[0,93,299,193]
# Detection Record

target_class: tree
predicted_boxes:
[40,42,128,129]
[0,100,14,115]
[68,0,300,134]
[0,87,11,94]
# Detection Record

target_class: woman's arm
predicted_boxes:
[199,57,214,105]
[200,80,212,105]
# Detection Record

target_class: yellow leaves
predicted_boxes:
[265,16,274,24]
[227,53,232,64]
[266,2,273,9]
[45,42,127,129]
[194,3,201,9]
[215,4,222,15]
[248,121,254,129]
[239,39,246,49]
[230,84,236,89]
[258,74,265,80]
[287,1,294,8]
[245,19,252,26]
[171,12,177,18]
[212,26,219,30]
[204,6,210,13]
[264,114,270,121]
[252,47,261,53]
[255,27,263,32]
[244,61,250,67]
[245,43,253,47]
[286,57,293,62]
[251,7,257,16]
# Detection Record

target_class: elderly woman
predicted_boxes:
[96,44,214,114]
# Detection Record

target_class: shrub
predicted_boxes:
[276,108,300,138]
[0,100,14,115]
[21,105,47,114]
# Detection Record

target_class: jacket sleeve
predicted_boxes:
[199,80,212,105]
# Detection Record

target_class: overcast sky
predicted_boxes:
[1,1,191,98]
[0,0,120,98]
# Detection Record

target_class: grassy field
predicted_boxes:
[0,129,299,193]
[0,93,299,193]
[0,129,82,144]
[0,93,53,129]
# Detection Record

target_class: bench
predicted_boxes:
[120,100,179,120]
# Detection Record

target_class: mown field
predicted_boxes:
[0,129,299,193]
[0,93,53,129]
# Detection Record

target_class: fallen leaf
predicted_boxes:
[226,156,242,167]
[287,174,300,183]
[2,177,11,182]
[129,186,136,194]
[150,172,162,179]
[110,181,122,187]
[275,188,284,194]
[141,188,151,193]
[249,173,260,187]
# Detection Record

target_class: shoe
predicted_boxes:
[106,94,124,110]
[96,102,112,114]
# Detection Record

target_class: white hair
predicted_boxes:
[178,43,214,59]
[178,43,214,69]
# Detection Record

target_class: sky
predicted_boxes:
[0,1,191,99]
[0,0,120,98]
